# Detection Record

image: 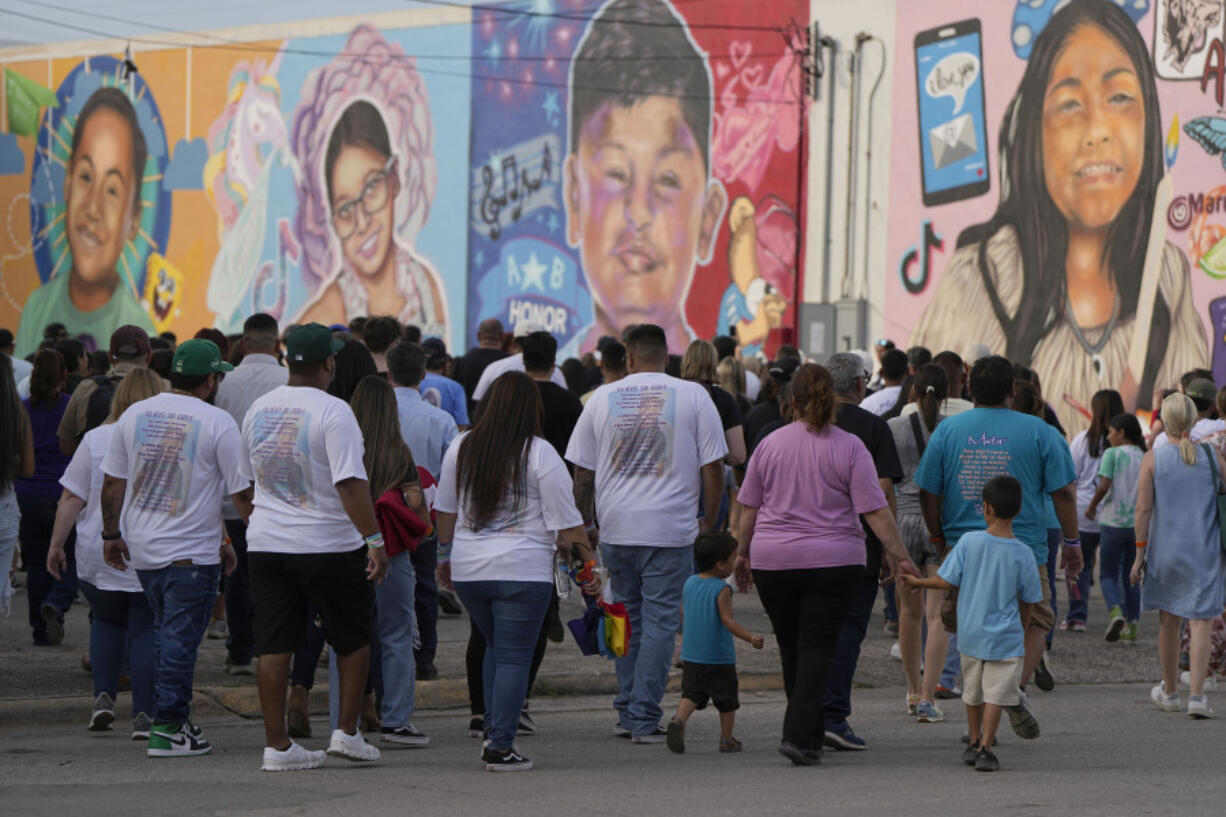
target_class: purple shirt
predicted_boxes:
[739,421,886,570]
[15,393,71,499]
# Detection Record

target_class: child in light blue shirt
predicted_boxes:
[667,531,763,755]
[902,475,1042,772]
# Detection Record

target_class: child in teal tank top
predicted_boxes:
[667,531,764,755]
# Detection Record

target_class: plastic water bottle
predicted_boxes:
[555,557,572,600]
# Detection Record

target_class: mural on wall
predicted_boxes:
[0,18,471,356]
[0,2,806,360]
[465,0,806,357]
[886,0,1226,434]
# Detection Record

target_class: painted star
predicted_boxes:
[521,252,547,292]
[542,90,561,123]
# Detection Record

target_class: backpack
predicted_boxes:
[83,374,121,437]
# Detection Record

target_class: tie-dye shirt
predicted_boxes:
[1096,444,1144,529]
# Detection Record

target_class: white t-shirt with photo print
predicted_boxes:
[435,433,582,583]
[242,385,368,555]
[102,392,250,571]
[565,372,727,548]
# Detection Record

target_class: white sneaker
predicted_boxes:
[1188,695,1216,719]
[1151,684,1181,712]
[206,619,227,640]
[889,641,902,661]
[262,741,327,771]
[1179,671,1220,691]
[327,729,381,762]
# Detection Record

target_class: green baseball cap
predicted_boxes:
[1187,378,1218,406]
[172,339,234,376]
[286,322,345,365]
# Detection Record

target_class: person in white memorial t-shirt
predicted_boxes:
[471,319,566,402]
[100,339,252,759]
[565,324,728,743]
[241,322,388,773]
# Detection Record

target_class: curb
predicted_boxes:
[0,672,787,730]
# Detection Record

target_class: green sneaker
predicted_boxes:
[1105,606,1126,642]
[148,722,212,757]
[1120,622,1138,644]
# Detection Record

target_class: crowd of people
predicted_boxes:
[1,315,1224,774]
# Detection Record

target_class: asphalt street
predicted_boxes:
[3,685,1220,817]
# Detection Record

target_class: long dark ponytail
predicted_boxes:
[957,0,1168,398]
[459,371,542,529]
[1087,389,1125,458]
[913,363,948,433]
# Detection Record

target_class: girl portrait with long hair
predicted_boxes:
[910,0,1207,434]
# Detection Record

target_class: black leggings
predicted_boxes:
[466,592,556,715]
[754,565,864,750]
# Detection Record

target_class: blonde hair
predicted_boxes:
[1160,392,1199,466]
[106,368,164,424]
[681,340,718,383]
[716,357,746,399]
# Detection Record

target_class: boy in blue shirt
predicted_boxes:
[667,531,764,755]
[901,475,1043,772]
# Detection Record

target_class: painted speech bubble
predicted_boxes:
[926,51,979,115]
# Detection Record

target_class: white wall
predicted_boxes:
[806,0,896,347]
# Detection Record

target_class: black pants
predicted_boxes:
[223,519,254,665]
[754,565,863,750]
[466,592,555,715]
[17,494,76,640]
[411,539,439,667]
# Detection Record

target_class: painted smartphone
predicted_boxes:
[914,19,990,207]
[1210,296,1226,385]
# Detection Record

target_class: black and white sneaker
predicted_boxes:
[1033,652,1055,692]
[89,692,115,731]
[1005,689,1041,739]
[483,746,532,772]
[469,716,485,738]
[632,725,669,744]
[381,724,430,746]
[131,712,152,741]
[517,709,537,735]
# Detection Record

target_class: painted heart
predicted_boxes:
[730,40,752,69]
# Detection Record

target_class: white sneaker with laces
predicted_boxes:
[1151,684,1181,712]
[327,729,381,762]
[262,741,327,771]
[1179,671,1220,691]
[889,641,902,661]
[1188,695,1215,719]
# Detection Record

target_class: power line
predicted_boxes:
[404,0,785,33]
[0,6,806,106]
[9,0,789,62]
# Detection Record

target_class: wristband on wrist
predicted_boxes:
[1063,537,1081,547]
[584,522,597,533]
[437,541,453,560]
[1135,540,1147,549]
[363,532,385,550]
[102,531,122,541]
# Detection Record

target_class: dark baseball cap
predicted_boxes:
[171,339,234,376]
[1187,378,1217,408]
[422,337,448,367]
[286,322,344,365]
[110,325,151,359]
[769,356,800,381]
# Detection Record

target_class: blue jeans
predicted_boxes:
[79,579,155,715]
[1064,530,1099,625]
[375,552,417,727]
[1045,528,1061,648]
[1099,525,1141,622]
[823,573,878,726]
[411,538,439,667]
[602,544,692,737]
[454,580,553,750]
[222,519,254,665]
[138,563,220,725]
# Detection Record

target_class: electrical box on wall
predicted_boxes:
[799,302,836,362]
[835,299,869,352]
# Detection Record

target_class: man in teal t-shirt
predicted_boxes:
[912,356,1082,737]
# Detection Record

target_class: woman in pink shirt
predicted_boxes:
[735,363,911,766]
